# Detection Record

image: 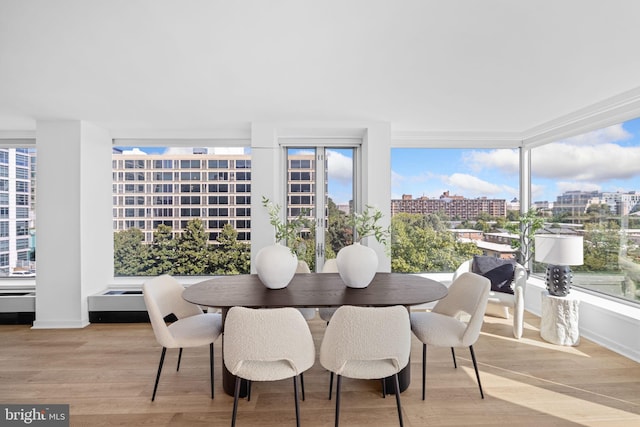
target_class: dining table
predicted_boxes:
[182,272,448,396]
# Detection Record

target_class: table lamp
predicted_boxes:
[534,235,584,297]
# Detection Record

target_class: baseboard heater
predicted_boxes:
[0,291,36,324]
[88,290,149,323]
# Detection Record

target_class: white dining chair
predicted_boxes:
[224,306,316,427]
[142,274,222,401]
[410,271,490,400]
[320,305,411,427]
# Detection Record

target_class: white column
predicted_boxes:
[362,123,391,272]
[33,121,113,328]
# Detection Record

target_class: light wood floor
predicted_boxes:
[1,311,639,427]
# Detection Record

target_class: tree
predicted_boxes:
[174,219,210,275]
[390,213,480,273]
[577,221,621,272]
[114,228,149,276]
[209,224,250,274]
[147,224,177,275]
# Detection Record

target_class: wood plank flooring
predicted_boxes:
[1,311,639,426]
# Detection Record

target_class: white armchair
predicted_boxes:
[452,257,527,339]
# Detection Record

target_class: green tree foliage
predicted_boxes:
[577,221,621,272]
[326,198,352,254]
[147,224,177,275]
[391,213,480,273]
[209,224,250,274]
[114,220,251,276]
[113,228,149,275]
[172,220,210,275]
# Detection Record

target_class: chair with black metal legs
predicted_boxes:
[410,271,490,400]
[142,274,222,402]
[224,306,316,427]
[320,305,411,427]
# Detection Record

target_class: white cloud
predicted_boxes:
[463,149,519,175]
[531,142,640,181]
[443,173,517,198]
[560,123,632,146]
[327,149,353,185]
[121,148,148,155]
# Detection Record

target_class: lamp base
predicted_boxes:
[546,264,573,297]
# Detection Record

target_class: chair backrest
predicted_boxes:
[432,272,491,346]
[143,274,203,347]
[223,307,316,379]
[322,258,338,273]
[319,305,411,378]
[296,260,311,273]
[453,257,527,296]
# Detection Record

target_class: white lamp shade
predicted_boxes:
[535,235,584,266]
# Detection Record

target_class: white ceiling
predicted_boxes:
[1,0,640,138]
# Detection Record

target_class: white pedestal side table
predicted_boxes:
[540,291,580,346]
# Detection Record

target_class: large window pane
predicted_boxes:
[531,118,640,304]
[0,147,36,279]
[390,148,519,273]
[112,146,251,276]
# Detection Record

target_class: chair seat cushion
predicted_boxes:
[487,290,516,305]
[472,256,515,294]
[410,312,466,348]
[231,359,303,382]
[338,359,403,380]
[167,313,222,348]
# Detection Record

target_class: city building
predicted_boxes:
[0,148,34,275]
[113,147,253,243]
[391,193,506,219]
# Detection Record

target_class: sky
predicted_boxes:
[391,117,640,204]
[116,116,640,207]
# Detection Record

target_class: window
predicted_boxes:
[180,159,201,168]
[208,160,228,168]
[236,183,250,192]
[209,183,229,193]
[180,196,201,205]
[390,148,518,273]
[180,171,201,181]
[209,171,228,181]
[236,171,251,180]
[286,147,355,272]
[208,195,229,204]
[113,146,251,276]
[531,118,640,304]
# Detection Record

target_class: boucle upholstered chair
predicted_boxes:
[224,307,316,427]
[410,272,490,400]
[142,274,222,402]
[318,258,339,323]
[453,256,527,339]
[320,305,411,427]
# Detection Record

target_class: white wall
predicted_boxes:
[525,278,640,363]
[33,121,112,328]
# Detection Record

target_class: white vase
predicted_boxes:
[255,243,298,289]
[336,242,378,288]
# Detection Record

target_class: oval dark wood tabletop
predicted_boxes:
[182,272,447,309]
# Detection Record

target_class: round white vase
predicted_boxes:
[336,242,378,288]
[255,243,298,289]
